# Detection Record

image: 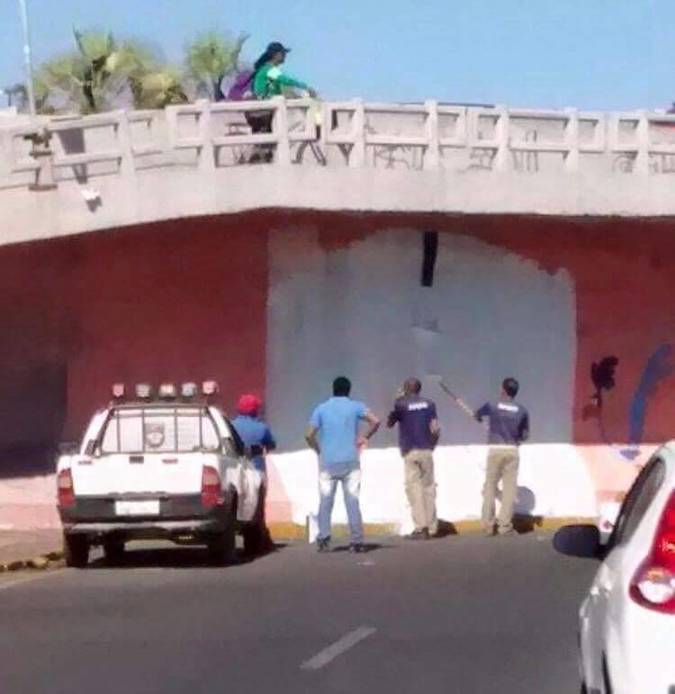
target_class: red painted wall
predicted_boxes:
[0,215,269,463]
[0,209,674,473]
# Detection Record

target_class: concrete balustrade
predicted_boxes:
[1,99,675,245]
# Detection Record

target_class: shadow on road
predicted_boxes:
[87,543,288,570]
[330,542,394,554]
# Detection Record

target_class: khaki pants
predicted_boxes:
[482,447,519,534]
[404,449,437,535]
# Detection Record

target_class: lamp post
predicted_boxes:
[17,0,37,118]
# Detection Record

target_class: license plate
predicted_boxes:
[115,500,160,516]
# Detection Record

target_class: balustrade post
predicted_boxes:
[635,110,650,176]
[494,105,509,171]
[117,110,136,180]
[273,96,291,166]
[424,99,440,170]
[197,100,215,173]
[564,107,579,173]
[350,99,366,168]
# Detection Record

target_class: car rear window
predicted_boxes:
[100,407,220,454]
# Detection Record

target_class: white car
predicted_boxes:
[555,442,675,694]
[56,382,265,568]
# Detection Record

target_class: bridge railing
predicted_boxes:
[2,99,675,190]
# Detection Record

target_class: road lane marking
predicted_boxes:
[0,570,64,592]
[301,626,377,671]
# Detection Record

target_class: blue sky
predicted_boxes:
[0,0,669,110]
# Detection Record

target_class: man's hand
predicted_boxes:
[305,425,320,455]
[361,410,381,443]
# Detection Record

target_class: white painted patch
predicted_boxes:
[266,228,575,451]
[300,626,377,671]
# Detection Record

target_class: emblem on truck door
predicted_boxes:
[144,422,166,449]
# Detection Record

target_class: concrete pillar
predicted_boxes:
[424,100,440,171]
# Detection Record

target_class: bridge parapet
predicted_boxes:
[1,98,675,245]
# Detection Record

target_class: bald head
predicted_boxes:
[403,378,422,396]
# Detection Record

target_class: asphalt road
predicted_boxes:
[0,532,597,694]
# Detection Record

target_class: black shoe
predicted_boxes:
[317,537,331,553]
[349,543,366,554]
[406,528,430,541]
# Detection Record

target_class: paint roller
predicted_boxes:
[425,374,485,426]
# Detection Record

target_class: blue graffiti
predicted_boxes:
[627,344,674,450]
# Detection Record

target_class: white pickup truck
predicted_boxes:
[56,383,265,568]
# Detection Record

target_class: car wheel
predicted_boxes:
[64,533,89,568]
[103,539,125,566]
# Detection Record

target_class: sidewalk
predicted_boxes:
[0,529,63,570]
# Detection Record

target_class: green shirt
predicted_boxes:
[252,63,309,99]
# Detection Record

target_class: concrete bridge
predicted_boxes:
[1,99,674,532]
[2,99,675,245]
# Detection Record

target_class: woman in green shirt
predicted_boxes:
[252,41,316,100]
[246,42,316,161]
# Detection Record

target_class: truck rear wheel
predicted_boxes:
[103,539,125,566]
[206,522,236,566]
[64,533,89,568]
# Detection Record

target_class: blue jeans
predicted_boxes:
[317,464,363,544]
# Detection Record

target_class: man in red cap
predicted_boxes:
[231,394,277,554]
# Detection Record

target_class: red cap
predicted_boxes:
[237,394,262,416]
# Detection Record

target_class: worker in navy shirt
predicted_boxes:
[387,378,440,540]
[231,394,277,554]
[474,377,529,537]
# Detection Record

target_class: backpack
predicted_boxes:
[227,70,255,101]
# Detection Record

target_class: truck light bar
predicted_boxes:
[135,383,153,400]
[158,383,177,399]
[181,382,198,399]
[111,383,125,400]
[202,380,219,396]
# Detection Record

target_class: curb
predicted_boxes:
[0,550,64,573]
[0,516,597,570]
[267,516,598,541]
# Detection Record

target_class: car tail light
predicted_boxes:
[630,489,675,614]
[201,466,222,508]
[57,468,75,508]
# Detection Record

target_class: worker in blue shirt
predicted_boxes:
[305,377,380,554]
[231,394,277,473]
[231,394,277,554]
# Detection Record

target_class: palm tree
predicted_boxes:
[185,32,249,101]
[34,29,186,114]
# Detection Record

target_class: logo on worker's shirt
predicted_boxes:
[407,402,429,412]
[497,403,519,413]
